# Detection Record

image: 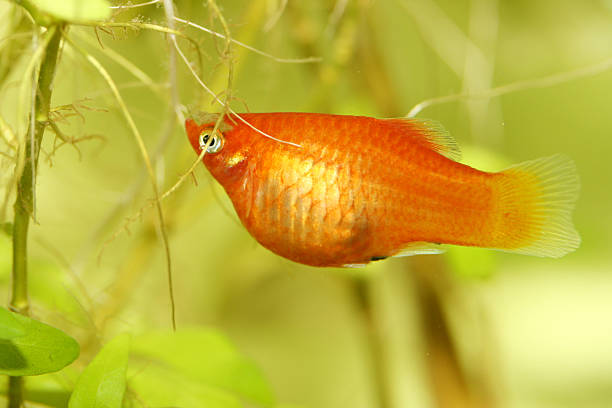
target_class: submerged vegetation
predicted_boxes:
[0,0,610,407]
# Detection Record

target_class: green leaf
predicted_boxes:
[27,0,111,24]
[0,313,79,376]
[69,333,130,408]
[129,328,274,407]
[0,307,25,339]
[127,365,245,408]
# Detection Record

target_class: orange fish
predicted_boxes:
[185,112,579,267]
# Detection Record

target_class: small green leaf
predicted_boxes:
[127,365,244,408]
[0,313,79,376]
[130,328,275,407]
[0,307,25,339]
[27,0,111,24]
[69,333,130,408]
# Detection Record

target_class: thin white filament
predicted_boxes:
[110,0,161,9]
[171,36,302,148]
[173,17,321,64]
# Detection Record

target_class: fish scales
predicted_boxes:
[186,112,580,266]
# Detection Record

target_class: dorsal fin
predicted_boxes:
[383,118,462,161]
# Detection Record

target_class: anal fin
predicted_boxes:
[393,242,445,257]
[343,263,367,268]
[342,243,444,267]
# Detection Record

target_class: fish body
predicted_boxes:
[185,112,579,267]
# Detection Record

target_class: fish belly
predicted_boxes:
[235,154,375,266]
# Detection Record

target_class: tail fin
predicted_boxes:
[492,154,580,257]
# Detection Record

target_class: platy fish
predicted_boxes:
[185,112,580,267]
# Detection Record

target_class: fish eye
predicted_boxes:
[198,129,224,153]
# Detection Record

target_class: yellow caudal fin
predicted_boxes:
[492,154,580,257]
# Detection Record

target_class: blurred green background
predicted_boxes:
[1,0,611,407]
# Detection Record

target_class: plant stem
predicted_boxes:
[7,377,23,408]
[8,24,63,408]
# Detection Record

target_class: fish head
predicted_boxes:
[185,114,251,188]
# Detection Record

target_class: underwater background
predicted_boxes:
[1,0,611,407]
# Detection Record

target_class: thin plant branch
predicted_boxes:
[9,24,63,408]
[0,114,18,151]
[162,0,184,124]
[398,0,486,78]
[325,0,350,37]
[205,0,234,126]
[172,37,302,147]
[406,54,612,117]
[92,10,301,257]
[86,21,202,54]
[75,30,166,98]
[110,0,161,9]
[80,19,303,147]
[174,16,322,63]
[263,0,289,32]
[64,34,177,331]
[3,27,55,223]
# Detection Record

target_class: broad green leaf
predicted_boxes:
[0,307,25,339]
[130,328,274,407]
[127,363,244,408]
[27,0,111,24]
[0,313,79,376]
[69,333,130,408]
